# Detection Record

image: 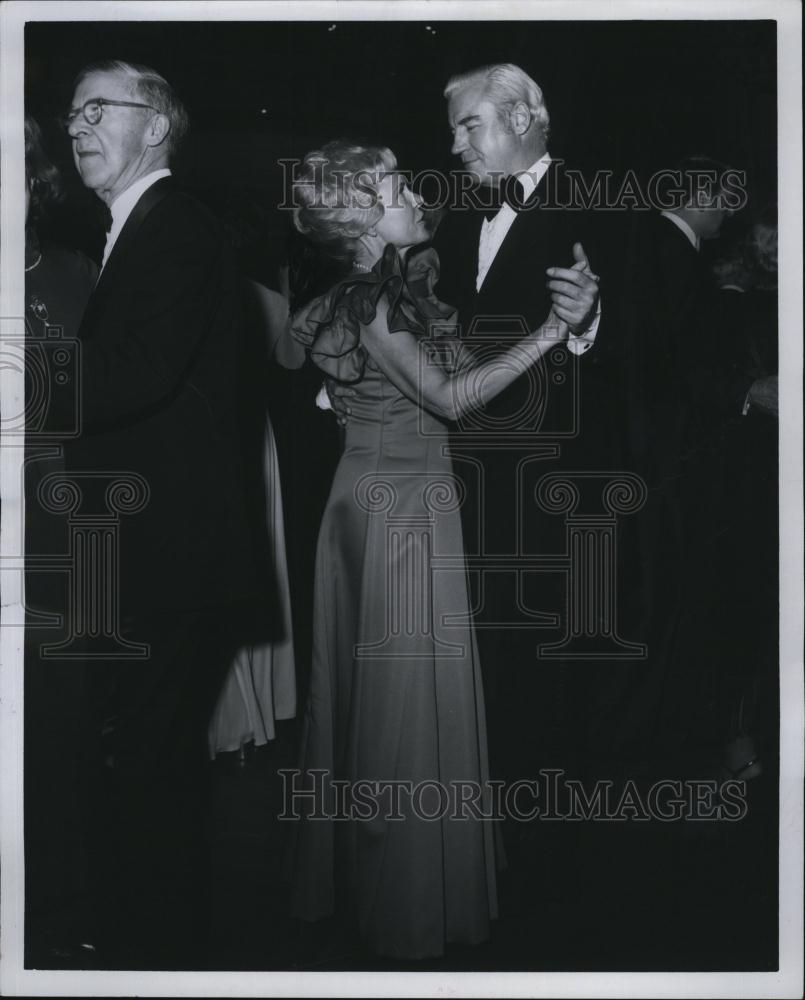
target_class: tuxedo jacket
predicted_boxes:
[61,178,270,616]
[619,211,753,488]
[429,161,631,577]
[433,160,626,473]
[617,210,776,605]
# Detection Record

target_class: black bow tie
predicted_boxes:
[479,175,528,221]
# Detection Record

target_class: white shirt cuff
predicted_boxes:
[567,299,602,355]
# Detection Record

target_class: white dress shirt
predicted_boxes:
[659,210,701,252]
[477,153,552,291]
[477,153,600,355]
[101,168,172,271]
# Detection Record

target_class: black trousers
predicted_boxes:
[24,616,94,958]
[81,607,242,968]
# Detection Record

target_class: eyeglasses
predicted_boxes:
[61,97,158,129]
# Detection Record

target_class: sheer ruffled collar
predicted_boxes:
[291,244,456,383]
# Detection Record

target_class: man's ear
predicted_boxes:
[509,101,532,136]
[145,112,171,148]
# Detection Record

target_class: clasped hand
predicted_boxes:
[326,241,600,425]
[546,241,600,336]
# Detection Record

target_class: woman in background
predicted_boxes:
[208,273,297,758]
[24,116,97,341]
[208,205,299,758]
[23,114,99,966]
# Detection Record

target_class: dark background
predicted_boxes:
[23,18,780,973]
[26,19,777,278]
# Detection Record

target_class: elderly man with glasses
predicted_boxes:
[45,60,272,969]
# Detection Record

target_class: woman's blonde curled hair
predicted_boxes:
[293,140,397,264]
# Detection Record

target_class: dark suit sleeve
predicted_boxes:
[74,205,230,429]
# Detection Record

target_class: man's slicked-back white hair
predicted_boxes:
[444,63,550,140]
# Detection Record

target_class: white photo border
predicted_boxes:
[1,1,802,997]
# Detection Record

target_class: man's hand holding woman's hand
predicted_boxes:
[329,242,600,426]
[546,242,600,335]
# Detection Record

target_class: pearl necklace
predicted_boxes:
[353,261,374,273]
[25,251,42,272]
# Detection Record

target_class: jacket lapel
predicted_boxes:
[81,177,175,335]
[476,163,561,306]
[438,208,484,328]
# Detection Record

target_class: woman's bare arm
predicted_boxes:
[361,244,596,419]
[360,296,567,421]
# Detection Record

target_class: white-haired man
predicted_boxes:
[435,63,619,795]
